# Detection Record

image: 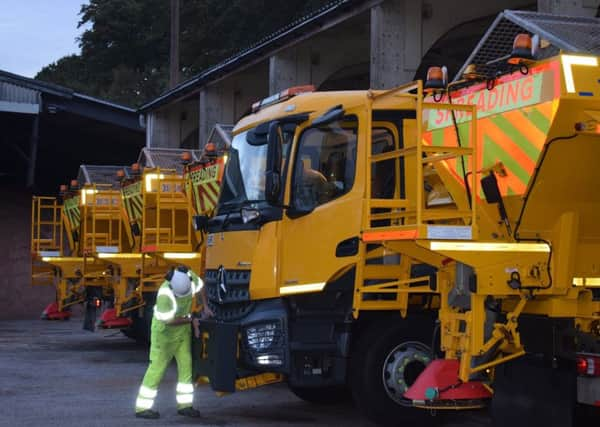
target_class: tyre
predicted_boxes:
[122,296,154,344]
[289,385,351,405]
[350,317,438,426]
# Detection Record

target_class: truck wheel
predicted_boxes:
[122,300,153,344]
[350,319,437,426]
[289,385,351,405]
[491,355,577,427]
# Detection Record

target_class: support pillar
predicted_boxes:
[146,111,169,147]
[199,85,233,146]
[269,48,312,95]
[370,0,421,89]
[538,0,600,16]
[269,51,298,95]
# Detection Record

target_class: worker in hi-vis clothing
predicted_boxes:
[135,266,213,419]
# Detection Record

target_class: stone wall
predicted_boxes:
[0,188,55,319]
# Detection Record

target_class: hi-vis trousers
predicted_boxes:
[135,332,193,412]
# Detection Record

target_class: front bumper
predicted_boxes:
[193,299,288,393]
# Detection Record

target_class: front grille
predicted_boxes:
[204,269,255,321]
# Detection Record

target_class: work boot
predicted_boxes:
[177,407,201,418]
[135,409,160,419]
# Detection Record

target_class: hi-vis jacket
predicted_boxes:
[152,270,203,340]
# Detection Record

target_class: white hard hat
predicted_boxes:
[170,269,192,297]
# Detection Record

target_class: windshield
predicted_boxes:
[218,129,268,212]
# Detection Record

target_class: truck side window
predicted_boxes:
[371,128,396,199]
[292,117,358,211]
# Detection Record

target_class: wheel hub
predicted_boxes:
[382,341,431,405]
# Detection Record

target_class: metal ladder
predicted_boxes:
[353,81,478,316]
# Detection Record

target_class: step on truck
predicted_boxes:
[194,11,600,427]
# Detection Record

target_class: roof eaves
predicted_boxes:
[0,69,73,98]
[73,92,138,113]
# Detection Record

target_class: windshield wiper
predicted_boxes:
[220,199,267,210]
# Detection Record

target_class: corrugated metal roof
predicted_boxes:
[455,10,600,81]
[0,80,41,114]
[0,69,71,97]
[140,0,377,112]
[0,69,136,113]
[0,81,40,104]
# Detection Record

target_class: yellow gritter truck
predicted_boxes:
[31,143,229,341]
[194,14,600,427]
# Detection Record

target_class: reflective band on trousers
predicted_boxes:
[154,287,177,321]
[136,397,154,410]
[139,385,158,399]
[176,383,194,393]
[176,393,194,405]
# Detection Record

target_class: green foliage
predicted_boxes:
[35,0,331,107]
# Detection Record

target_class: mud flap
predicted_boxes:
[491,355,576,427]
[83,301,98,332]
[193,320,238,393]
[492,316,577,427]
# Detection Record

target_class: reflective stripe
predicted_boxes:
[139,385,157,399]
[136,397,154,410]
[177,383,194,393]
[154,287,177,321]
[154,306,176,321]
[191,277,204,295]
[176,393,194,405]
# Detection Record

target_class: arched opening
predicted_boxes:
[318,62,370,91]
[318,13,524,91]
[415,14,499,82]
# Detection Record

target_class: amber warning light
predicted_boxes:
[252,85,315,112]
[508,33,533,65]
[181,151,192,162]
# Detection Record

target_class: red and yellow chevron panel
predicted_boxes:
[423,59,560,197]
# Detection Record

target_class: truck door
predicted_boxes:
[278,115,363,294]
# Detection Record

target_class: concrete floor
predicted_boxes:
[0,318,489,427]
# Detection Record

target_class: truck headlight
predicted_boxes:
[246,322,278,351]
